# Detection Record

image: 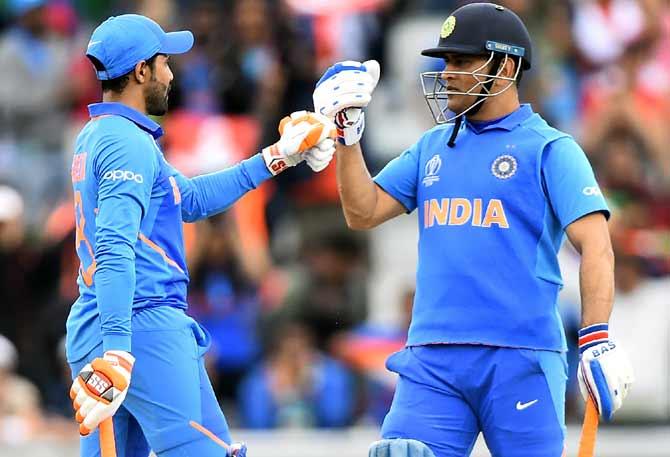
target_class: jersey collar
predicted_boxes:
[88,102,164,139]
[465,103,534,133]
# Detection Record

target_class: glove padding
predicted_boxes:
[304,137,336,172]
[313,60,380,145]
[577,324,634,421]
[262,111,336,175]
[70,350,134,436]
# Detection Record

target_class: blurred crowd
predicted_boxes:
[0,0,668,444]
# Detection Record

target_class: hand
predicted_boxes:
[313,60,380,146]
[303,137,336,172]
[262,111,336,175]
[577,324,634,421]
[70,350,134,435]
[229,442,247,457]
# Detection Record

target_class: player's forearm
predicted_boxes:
[181,154,271,222]
[578,242,615,327]
[336,142,378,229]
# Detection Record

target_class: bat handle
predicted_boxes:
[99,417,117,457]
[577,397,600,457]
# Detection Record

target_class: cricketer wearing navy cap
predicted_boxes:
[313,2,634,457]
[66,13,337,457]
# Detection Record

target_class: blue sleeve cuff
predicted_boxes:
[242,154,272,187]
[373,178,416,213]
[561,208,610,230]
[102,333,132,354]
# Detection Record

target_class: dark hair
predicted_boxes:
[88,54,160,93]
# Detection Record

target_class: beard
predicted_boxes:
[144,77,170,116]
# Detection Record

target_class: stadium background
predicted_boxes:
[0,0,668,455]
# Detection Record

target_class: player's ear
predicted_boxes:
[133,60,149,84]
[500,56,516,79]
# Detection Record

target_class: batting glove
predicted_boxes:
[229,442,247,457]
[303,136,336,172]
[313,60,380,146]
[262,111,336,175]
[577,323,634,421]
[70,350,134,436]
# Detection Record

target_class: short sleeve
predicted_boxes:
[542,137,609,229]
[373,141,421,213]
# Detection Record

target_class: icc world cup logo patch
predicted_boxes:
[491,155,517,179]
[423,154,442,187]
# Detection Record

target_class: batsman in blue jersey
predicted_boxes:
[313,3,634,457]
[66,13,337,457]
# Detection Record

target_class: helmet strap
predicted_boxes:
[447,115,462,148]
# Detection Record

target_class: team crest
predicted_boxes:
[423,154,442,187]
[440,16,456,38]
[491,155,517,179]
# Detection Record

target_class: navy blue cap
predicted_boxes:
[86,14,194,80]
[422,3,532,70]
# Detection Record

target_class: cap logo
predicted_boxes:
[440,16,456,39]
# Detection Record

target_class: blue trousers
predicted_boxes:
[381,345,567,457]
[69,307,234,456]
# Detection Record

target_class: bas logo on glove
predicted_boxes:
[577,323,634,422]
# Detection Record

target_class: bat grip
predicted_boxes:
[578,397,599,457]
[99,417,117,457]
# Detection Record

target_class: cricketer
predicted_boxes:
[313,3,635,456]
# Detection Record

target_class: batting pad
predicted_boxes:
[368,439,436,457]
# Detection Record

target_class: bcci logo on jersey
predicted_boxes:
[423,154,442,187]
[491,154,517,179]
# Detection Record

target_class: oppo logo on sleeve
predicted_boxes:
[582,186,601,196]
[102,170,144,183]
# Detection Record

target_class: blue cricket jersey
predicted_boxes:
[66,102,271,362]
[374,104,608,352]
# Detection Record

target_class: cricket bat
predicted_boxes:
[99,418,117,457]
[577,397,599,457]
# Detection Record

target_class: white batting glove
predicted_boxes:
[70,350,134,436]
[304,137,336,172]
[313,60,380,146]
[262,111,336,175]
[577,324,634,421]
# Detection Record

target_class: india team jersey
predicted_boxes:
[374,104,608,351]
[66,102,270,362]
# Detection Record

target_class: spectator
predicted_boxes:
[331,287,413,425]
[572,0,646,70]
[187,215,263,403]
[0,334,41,444]
[237,321,354,428]
[0,0,75,226]
[608,254,670,421]
[267,231,368,349]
